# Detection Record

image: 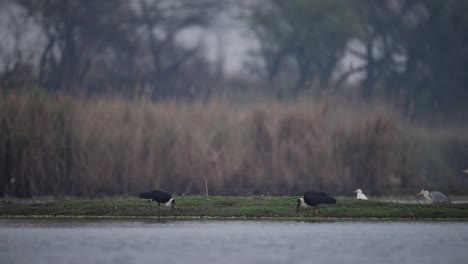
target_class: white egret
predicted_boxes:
[416,189,450,204]
[353,189,368,200]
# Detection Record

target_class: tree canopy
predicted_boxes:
[1,0,467,120]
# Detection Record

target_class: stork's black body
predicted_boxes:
[139,189,172,203]
[138,189,175,217]
[297,191,336,217]
[304,191,336,206]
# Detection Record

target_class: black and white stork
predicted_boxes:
[138,189,176,216]
[296,191,336,217]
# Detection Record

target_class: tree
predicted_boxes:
[350,0,468,119]
[16,0,135,92]
[398,0,468,119]
[136,0,222,99]
[0,0,37,91]
[10,0,222,99]
[249,0,357,97]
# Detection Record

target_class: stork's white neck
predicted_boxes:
[299,198,310,208]
[164,198,174,207]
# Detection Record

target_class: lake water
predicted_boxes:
[1,220,467,264]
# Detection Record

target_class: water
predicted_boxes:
[1,220,467,264]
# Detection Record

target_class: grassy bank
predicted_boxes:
[1,197,468,220]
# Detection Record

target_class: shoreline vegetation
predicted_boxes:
[1,93,468,198]
[1,197,468,220]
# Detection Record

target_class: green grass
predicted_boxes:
[1,196,468,220]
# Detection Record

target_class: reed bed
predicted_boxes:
[0,92,467,197]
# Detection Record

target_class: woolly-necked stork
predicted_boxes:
[139,189,176,216]
[297,191,336,217]
[417,189,450,204]
[353,188,368,200]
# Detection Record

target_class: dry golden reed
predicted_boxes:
[0,92,466,197]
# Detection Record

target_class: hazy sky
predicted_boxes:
[176,8,259,75]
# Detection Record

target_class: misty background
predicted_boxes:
[0,0,467,197]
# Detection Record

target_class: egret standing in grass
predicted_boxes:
[353,188,368,200]
[296,191,336,217]
[138,189,176,216]
[417,189,450,204]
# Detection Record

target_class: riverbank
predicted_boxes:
[1,196,468,220]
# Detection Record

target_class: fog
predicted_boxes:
[1,0,467,197]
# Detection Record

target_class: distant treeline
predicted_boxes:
[1,92,467,197]
[1,0,468,120]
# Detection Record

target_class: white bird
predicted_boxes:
[353,189,368,200]
[416,189,450,204]
[462,169,468,174]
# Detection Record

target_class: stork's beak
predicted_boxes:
[416,191,423,196]
[352,190,358,194]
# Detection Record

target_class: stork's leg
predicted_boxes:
[312,208,316,218]
[317,206,321,217]
[147,200,151,210]
[158,203,160,219]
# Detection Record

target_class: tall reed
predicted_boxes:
[1,92,466,197]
